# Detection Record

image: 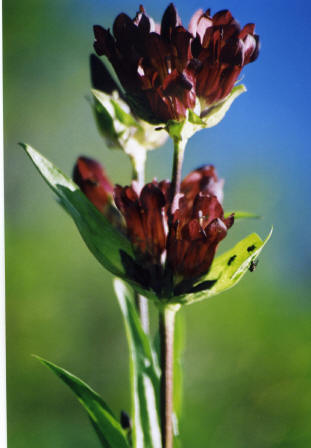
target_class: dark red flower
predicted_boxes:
[74,157,233,295]
[189,9,259,105]
[73,156,113,213]
[114,165,234,295]
[93,4,259,123]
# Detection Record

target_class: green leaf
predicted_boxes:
[114,279,162,448]
[225,211,261,220]
[21,144,133,277]
[187,109,205,126]
[201,84,246,128]
[92,95,123,149]
[179,228,273,305]
[34,356,129,448]
[111,99,139,128]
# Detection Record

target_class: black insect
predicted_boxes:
[249,259,258,272]
[120,410,131,430]
[227,255,237,266]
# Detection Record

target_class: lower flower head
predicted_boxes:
[114,166,234,295]
[73,156,233,297]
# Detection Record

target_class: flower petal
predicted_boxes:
[161,3,181,41]
[73,157,113,213]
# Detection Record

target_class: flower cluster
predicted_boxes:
[74,157,234,296]
[93,4,259,123]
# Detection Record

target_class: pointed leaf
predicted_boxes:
[178,229,272,305]
[201,84,246,128]
[111,99,139,128]
[225,210,261,220]
[114,279,162,448]
[187,109,205,126]
[34,356,129,448]
[21,144,133,277]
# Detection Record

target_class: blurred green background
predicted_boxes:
[4,0,311,447]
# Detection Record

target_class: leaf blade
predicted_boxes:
[21,143,133,277]
[114,279,162,448]
[225,211,261,220]
[34,356,129,448]
[201,84,246,128]
[180,229,273,305]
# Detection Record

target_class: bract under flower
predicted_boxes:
[93,3,259,124]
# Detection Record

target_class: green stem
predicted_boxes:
[160,306,178,448]
[129,150,149,334]
[170,138,187,211]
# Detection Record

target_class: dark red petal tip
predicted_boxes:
[161,3,180,40]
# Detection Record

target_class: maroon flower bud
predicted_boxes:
[73,156,113,213]
[114,166,234,295]
[93,4,259,123]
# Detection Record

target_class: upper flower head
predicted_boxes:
[93,4,259,123]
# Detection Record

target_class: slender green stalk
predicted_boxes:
[159,306,178,448]
[130,150,149,333]
[170,138,187,203]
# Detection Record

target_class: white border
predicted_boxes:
[0,0,8,444]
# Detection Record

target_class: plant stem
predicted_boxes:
[170,138,187,202]
[130,149,150,333]
[159,306,178,448]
